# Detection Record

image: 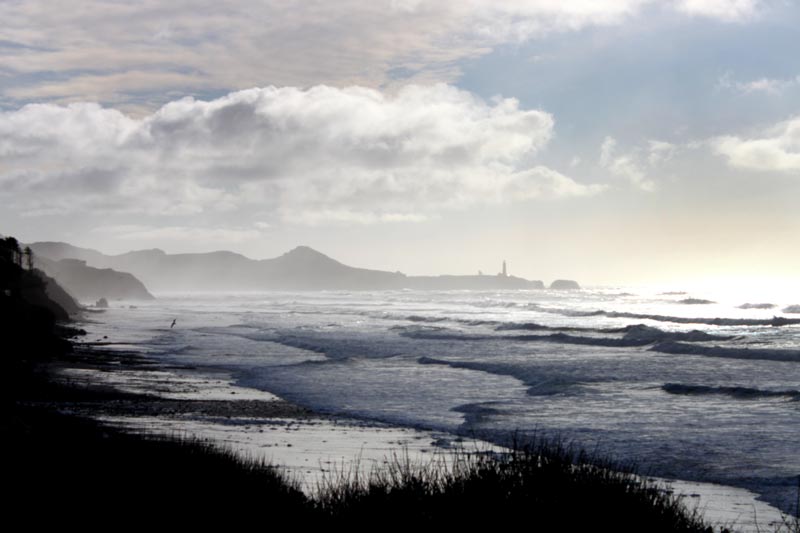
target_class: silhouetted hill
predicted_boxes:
[35,257,155,302]
[30,242,550,292]
[260,246,405,290]
[34,269,83,318]
[406,275,544,290]
[26,241,107,265]
[1,236,80,361]
[30,244,254,291]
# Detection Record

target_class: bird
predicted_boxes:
[170,319,177,329]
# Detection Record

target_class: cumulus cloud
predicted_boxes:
[0,0,764,107]
[598,137,678,191]
[712,117,800,172]
[0,84,602,225]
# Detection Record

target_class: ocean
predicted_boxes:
[81,287,800,518]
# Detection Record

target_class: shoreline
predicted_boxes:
[49,342,491,492]
[51,334,791,531]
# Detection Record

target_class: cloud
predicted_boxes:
[674,0,762,21]
[599,136,618,168]
[599,137,678,191]
[281,210,431,226]
[647,140,677,166]
[609,157,654,192]
[600,136,654,191]
[0,84,602,225]
[717,72,799,95]
[712,116,800,172]
[4,71,211,103]
[92,224,263,245]
[0,1,764,107]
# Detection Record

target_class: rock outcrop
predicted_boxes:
[549,279,581,290]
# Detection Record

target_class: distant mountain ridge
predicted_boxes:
[29,242,560,292]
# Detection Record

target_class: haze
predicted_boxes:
[2,1,799,286]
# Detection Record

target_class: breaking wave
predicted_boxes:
[532,307,800,327]
[418,357,579,397]
[505,326,735,348]
[651,341,800,362]
[614,324,735,343]
[405,315,448,323]
[662,383,800,401]
[495,322,553,332]
[738,303,776,310]
[407,324,734,349]
[378,313,501,327]
[396,326,493,342]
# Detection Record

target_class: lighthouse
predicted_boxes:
[502,260,507,277]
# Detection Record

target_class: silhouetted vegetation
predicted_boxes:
[1,236,77,398]
[5,405,307,518]
[310,439,712,530]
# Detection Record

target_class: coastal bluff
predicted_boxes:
[31,242,561,292]
[34,256,155,302]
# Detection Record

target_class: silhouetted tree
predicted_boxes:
[23,246,33,271]
[1,237,22,267]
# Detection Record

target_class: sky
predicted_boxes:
[2,0,800,285]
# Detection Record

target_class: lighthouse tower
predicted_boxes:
[502,260,507,277]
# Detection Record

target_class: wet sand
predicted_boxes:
[50,345,485,492]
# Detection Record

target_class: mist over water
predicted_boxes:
[89,287,800,515]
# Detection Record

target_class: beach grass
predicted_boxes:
[310,437,713,530]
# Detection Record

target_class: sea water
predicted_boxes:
[83,287,800,518]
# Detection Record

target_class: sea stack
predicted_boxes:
[549,279,581,290]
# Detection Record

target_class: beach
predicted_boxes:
[49,344,495,492]
[50,294,796,532]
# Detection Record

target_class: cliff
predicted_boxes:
[34,257,155,302]
[1,237,80,360]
